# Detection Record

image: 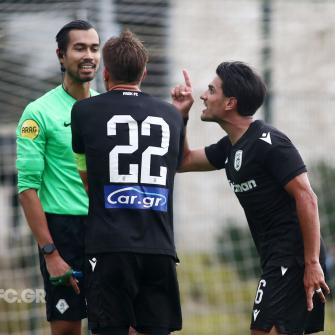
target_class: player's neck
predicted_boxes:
[109,83,141,92]
[220,115,254,145]
[62,77,91,101]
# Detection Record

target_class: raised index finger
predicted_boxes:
[182,69,192,88]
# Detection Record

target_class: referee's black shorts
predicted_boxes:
[39,213,87,321]
[85,252,182,334]
[250,260,326,334]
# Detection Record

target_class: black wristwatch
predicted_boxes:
[40,243,56,255]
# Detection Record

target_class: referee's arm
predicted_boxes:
[16,110,77,292]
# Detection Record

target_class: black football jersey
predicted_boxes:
[205,120,309,267]
[71,90,184,257]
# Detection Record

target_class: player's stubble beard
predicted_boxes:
[66,64,98,84]
[201,113,222,124]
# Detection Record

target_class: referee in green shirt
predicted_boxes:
[16,20,100,335]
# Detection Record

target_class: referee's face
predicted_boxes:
[62,28,100,83]
[200,76,228,123]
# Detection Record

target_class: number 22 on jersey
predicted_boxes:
[107,115,170,186]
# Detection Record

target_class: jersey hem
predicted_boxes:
[44,210,88,216]
[85,248,177,259]
[261,255,304,268]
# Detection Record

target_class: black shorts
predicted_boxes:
[85,253,182,334]
[39,213,87,321]
[250,262,325,334]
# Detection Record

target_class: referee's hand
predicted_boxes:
[45,251,80,294]
[49,271,80,295]
[304,261,330,311]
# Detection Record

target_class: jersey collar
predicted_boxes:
[232,120,264,148]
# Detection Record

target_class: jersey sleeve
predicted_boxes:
[263,132,307,186]
[16,103,46,193]
[71,102,85,154]
[205,136,230,169]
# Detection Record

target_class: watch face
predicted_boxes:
[42,244,56,254]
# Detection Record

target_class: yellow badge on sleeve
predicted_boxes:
[20,119,40,139]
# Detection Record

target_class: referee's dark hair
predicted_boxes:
[56,20,99,72]
[216,61,267,116]
[103,30,149,84]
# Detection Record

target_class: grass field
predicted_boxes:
[177,253,335,335]
[0,252,334,334]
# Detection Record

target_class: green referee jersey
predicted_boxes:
[16,85,98,215]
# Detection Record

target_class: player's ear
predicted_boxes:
[141,67,147,82]
[103,67,110,83]
[225,97,237,111]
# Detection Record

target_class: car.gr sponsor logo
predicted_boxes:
[228,179,257,193]
[104,185,168,212]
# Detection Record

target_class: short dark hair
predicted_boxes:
[56,20,97,53]
[103,30,149,84]
[216,61,267,116]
